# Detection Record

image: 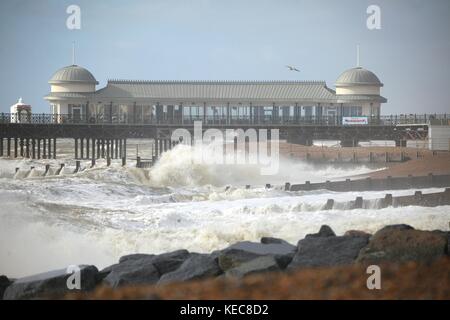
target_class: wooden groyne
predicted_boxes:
[288,173,450,192]
[320,188,450,210]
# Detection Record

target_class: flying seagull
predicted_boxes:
[286,65,300,72]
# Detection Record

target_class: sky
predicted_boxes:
[0,0,449,114]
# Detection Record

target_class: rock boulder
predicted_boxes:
[158,254,222,285]
[3,265,98,300]
[288,236,369,269]
[357,226,448,264]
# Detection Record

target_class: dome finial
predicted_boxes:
[356,44,360,67]
[72,41,76,65]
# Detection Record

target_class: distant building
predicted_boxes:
[10,98,32,123]
[44,64,386,124]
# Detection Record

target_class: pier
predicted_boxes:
[0,113,447,162]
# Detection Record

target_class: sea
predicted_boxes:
[0,139,448,278]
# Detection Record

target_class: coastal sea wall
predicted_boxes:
[1,224,449,300]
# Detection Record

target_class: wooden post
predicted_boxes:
[122,157,126,166]
[383,194,393,208]
[74,138,79,159]
[74,161,80,173]
[115,139,119,159]
[305,181,311,190]
[42,138,46,159]
[107,157,111,167]
[86,138,90,159]
[106,140,110,160]
[56,163,65,175]
[7,137,11,157]
[48,138,51,159]
[80,138,84,159]
[14,137,18,158]
[324,199,334,210]
[31,139,36,159]
[136,156,141,168]
[91,138,96,160]
[25,138,30,158]
[354,196,363,209]
[91,158,96,168]
[155,139,159,159]
[101,139,105,158]
[37,139,41,159]
[123,139,127,158]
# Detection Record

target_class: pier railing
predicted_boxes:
[1,113,449,126]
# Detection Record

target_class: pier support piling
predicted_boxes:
[7,138,11,157]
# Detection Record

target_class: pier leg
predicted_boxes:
[37,139,41,159]
[14,138,18,158]
[32,139,36,159]
[25,139,30,158]
[91,138,96,160]
[74,138,79,159]
[123,139,127,158]
[106,140,110,160]
[86,138,89,159]
[155,139,159,159]
[53,138,56,159]
[7,138,11,157]
[80,138,84,159]
[42,138,46,159]
[48,138,51,159]
[101,139,105,158]
[159,139,163,156]
[0,137,3,157]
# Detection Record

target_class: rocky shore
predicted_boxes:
[1,224,449,300]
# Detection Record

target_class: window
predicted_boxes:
[343,106,362,117]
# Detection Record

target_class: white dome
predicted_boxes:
[49,65,98,85]
[336,67,383,87]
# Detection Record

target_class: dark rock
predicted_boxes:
[305,225,336,238]
[0,275,11,300]
[357,227,448,264]
[214,241,296,271]
[119,254,155,264]
[376,224,414,232]
[3,265,98,300]
[150,250,190,275]
[260,237,294,246]
[288,236,369,269]
[96,265,116,283]
[104,250,190,288]
[158,254,222,285]
[226,256,281,278]
[344,230,372,238]
[103,258,160,288]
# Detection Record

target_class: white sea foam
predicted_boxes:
[0,142,448,278]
